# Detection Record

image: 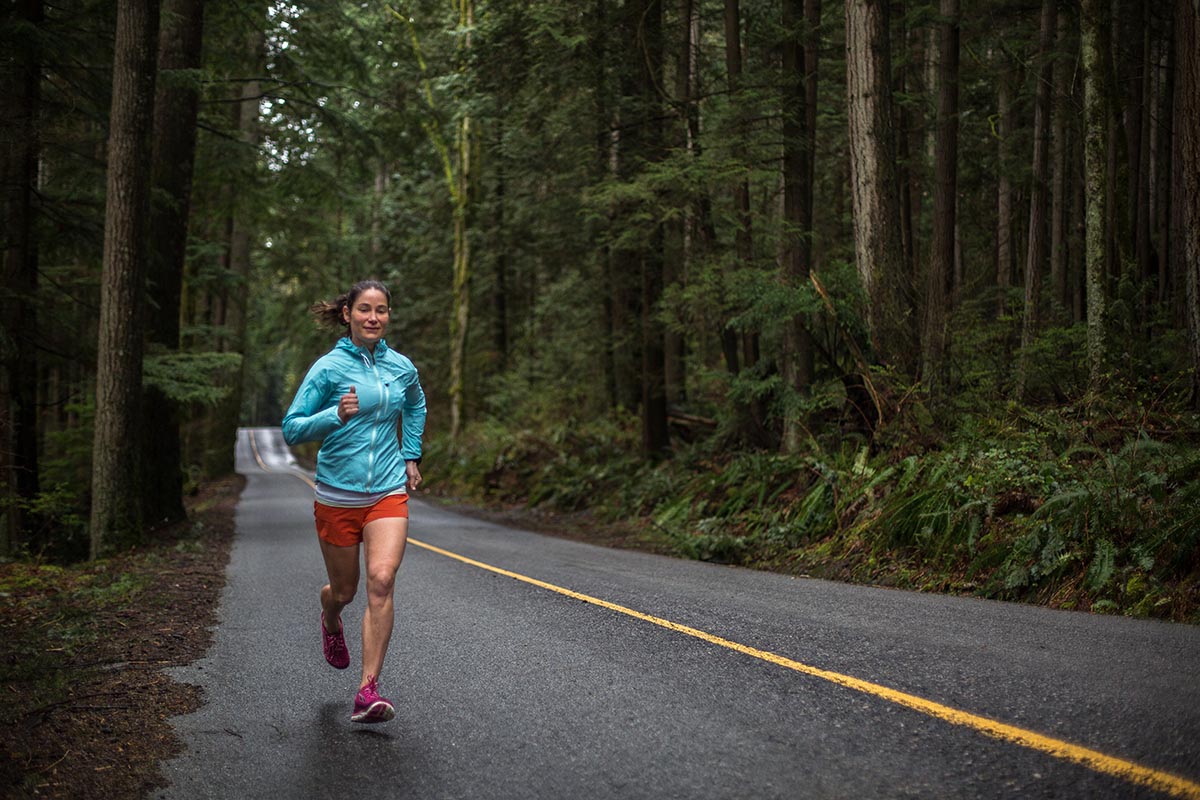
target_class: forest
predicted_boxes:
[1,0,1198,621]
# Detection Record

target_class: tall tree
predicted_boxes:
[90,0,162,556]
[726,0,753,335]
[143,0,206,527]
[995,53,1016,317]
[401,3,477,445]
[780,0,820,452]
[846,0,911,379]
[896,6,927,286]
[1080,0,1110,391]
[449,0,475,446]
[1049,6,1073,313]
[189,18,261,480]
[726,0,762,397]
[1177,0,1200,408]
[665,0,700,407]
[1,0,44,553]
[637,0,669,457]
[1154,8,1174,307]
[920,0,959,393]
[1015,0,1057,399]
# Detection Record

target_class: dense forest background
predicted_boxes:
[2,0,1198,620]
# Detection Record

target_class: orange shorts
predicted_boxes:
[314,494,408,547]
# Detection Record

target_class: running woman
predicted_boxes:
[282,279,427,723]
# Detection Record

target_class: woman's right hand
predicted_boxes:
[337,385,359,422]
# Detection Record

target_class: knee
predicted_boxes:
[329,584,357,606]
[365,566,398,600]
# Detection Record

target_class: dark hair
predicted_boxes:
[310,279,392,331]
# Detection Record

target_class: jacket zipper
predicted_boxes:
[360,349,390,493]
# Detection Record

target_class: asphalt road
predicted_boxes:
[157,428,1200,800]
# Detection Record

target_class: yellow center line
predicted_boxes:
[408,537,1200,800]
[247,429,270,472]
[247,429,316,487]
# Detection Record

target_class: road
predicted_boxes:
[157,428,1200,799]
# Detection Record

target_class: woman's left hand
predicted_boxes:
[406,460,423,490]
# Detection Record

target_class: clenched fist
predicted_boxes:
[338,385,359,422]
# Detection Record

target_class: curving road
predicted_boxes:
[157,428,1200,800]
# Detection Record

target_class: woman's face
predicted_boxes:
[343,288,390,349]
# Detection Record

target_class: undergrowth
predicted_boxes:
[425,402,1200,624]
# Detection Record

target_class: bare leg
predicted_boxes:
[319,537,360,634]
[359,516,409,687]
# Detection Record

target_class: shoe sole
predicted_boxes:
[351,701,396,724]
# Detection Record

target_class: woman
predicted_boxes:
[282,279,427,724]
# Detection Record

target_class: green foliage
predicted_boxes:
[428,396,1200,622]
[143,352,243,406]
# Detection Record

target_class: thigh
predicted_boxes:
[362,516,409,577]
[319,536,361,588]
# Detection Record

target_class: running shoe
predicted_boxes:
[351,675,395,724]
[321,613,350,670]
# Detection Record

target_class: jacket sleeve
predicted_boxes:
[399,370,427,462]
[281,360,345,446]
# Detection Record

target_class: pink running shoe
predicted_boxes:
[321,613,350,670]
[351,675,395,724]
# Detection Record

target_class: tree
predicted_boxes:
[1177,0,1200,408]
[780,0,820,453]
[1049,6,1073,313]
[1,0,44,553]
[1014,0,1056,399]
[401,2,477,446]
[1080,0,1110,392]
[995,51,1017,318]
[90,0,162,556]
[920,0,959,394]
[636,0,669,457]
[845,0,911,379]
[143,0,206,528]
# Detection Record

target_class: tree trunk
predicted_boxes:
[920,0,958,394]
[1,0,44,554]
[1015,0,1056,399]
[1133,2,1153,292]
[143,0,205,528]
[1081,0,1109,392]
[637,0,668,457]
[608,0,645,413]
[1176,0,1200,409]
[491,134,509,371]
[898,9,926,285]
[1049,6,1072,314]
[448,113,472,444]
[1155,14,1173,307]
[724,0,762,405]
[996,58,1015,317]
[780,0,819,453]
[726,0,753,279]
[91,0,161,557]
[846,0,910,379]
[679,0,723,386]
[665,0,698,407]
[448,0,475,444]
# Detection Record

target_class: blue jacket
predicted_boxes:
[282,337,426,494]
